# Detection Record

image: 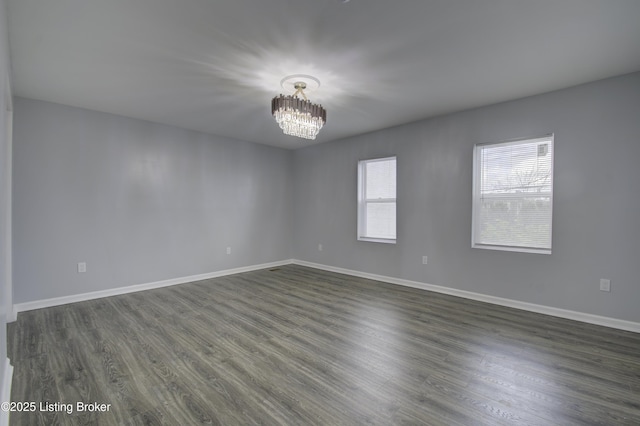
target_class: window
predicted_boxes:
[358,156,397,243]
[472,135,554,254]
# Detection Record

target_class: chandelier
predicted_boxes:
[272,80,326,140]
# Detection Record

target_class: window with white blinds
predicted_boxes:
[472,135,554,254]
[358,157,397,243]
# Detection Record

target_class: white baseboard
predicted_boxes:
[13,260,294,315]
[292,259,640,334]
[0,358,13,426]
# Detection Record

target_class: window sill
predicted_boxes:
[472,243,551,255]
[358,237,396,244]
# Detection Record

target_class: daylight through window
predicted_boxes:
[358,157,397,243]
[472,135,554,254]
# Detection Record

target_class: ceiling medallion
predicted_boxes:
[271,75,326,140]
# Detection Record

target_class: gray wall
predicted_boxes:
[293,72,640,323]
[13,98,293,303]
[0,0,11,394]
[10,72,640,325]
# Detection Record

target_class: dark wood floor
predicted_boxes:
[7,265,640,425]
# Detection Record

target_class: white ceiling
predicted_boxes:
[7,0,640,149]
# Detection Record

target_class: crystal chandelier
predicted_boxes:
[272,81,326,140]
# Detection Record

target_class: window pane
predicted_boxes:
[366,160,396,199]
[366,202,396,239]
[478,196,552,248]
[480,141,553,195]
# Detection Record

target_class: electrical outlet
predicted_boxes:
[77,262,87,273]
[599,279,611,292]
[318,244,323,251]
[226,247,231,255]
[422,256,428,265]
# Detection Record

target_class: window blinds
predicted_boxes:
[473,136,554,253]
[359,157,397,241]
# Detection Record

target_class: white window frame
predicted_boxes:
[357,156,397,244]
[472,135,554,254]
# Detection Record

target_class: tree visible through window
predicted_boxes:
[358,157,397,243]
[472,135,554,253]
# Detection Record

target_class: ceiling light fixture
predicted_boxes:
[272,77,326,140]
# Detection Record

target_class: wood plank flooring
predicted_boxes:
[7,265,640,425]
